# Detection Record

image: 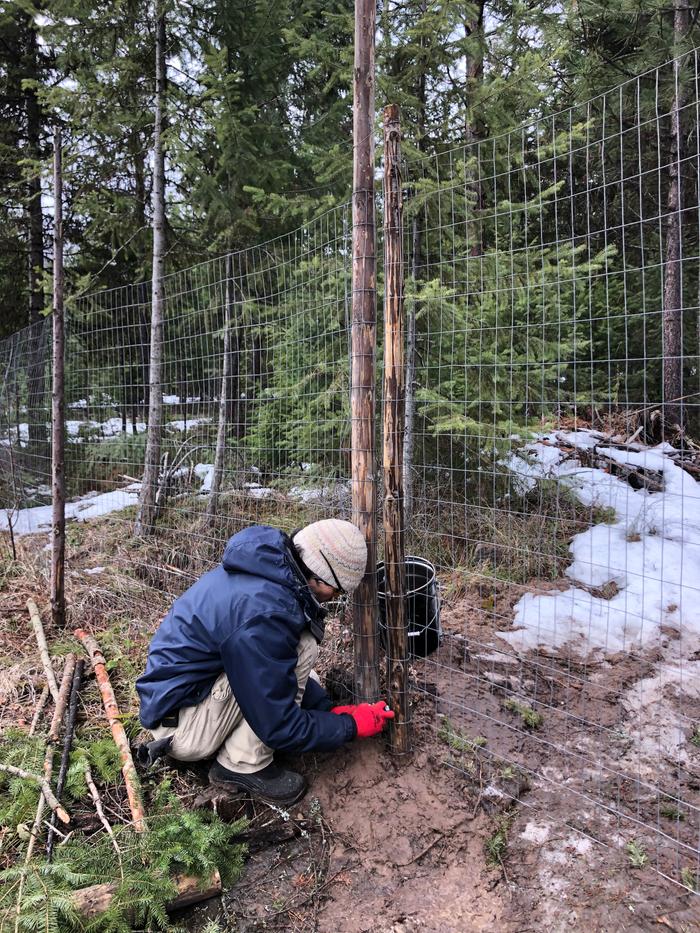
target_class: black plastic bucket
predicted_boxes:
[377,556,441,658]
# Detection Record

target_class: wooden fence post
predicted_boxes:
[351,0,379,702]
[51,126,66,628]
[382,104,409,753]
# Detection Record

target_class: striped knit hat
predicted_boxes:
[293,520,367,594]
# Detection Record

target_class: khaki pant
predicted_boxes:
[151,630,319,774]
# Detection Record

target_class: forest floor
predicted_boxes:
[2,484,700,930]
[177,599,700,933]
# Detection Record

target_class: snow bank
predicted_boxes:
[498,432,700,656]
[2,414,208,448]
[1,488,139,536]
[194,463,214,492]
[165,418,211,432]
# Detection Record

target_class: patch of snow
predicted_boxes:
[564,834,593,856]
[499,430,700,657]
[165,418,211,432]
[194,463,214,492]
[618,656,700,778]
[83,566,105,575]
[556,430,600,449]
[244,482,274,499]
[163,394,180,405]
[1,488,139,536]
[288,481,351,506]
[521,822,551,844]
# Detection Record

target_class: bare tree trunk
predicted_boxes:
[662,0,689,432]
[25,17,48,475]
[208,254,234,520]
[465,2,485,257]
[351,0,379,704]
[382,104,409,754]
[51,127,66,628]
[403,215,419,528]
[402,40,427,530]
[136,8,167,536]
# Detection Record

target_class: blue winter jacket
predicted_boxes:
[136,526,355,752]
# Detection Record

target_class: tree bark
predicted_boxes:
[70,871,222,920]
[208,253,235,519]
[351,0,379,703]
[403,216,419,529]
[24,14,48,474]
[382,105,409,754]
[51,127,66,628]
[402,20,427,529]
[136,8,167,535]
[75,629,146,833]
[662,0,689,432]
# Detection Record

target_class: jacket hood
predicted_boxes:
[222,526,326,630]
[222,526,296,585]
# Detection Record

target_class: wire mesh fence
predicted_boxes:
[402,49,700,892]
[1,205,355,586]
[1,51,700,894]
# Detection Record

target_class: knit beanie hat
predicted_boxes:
[293,519,367,594]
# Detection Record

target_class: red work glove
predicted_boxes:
[331,700,395,738]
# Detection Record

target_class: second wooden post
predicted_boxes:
[382,104,409,753]
[351,0,380,702]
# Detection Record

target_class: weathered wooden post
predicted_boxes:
[382,104,409,753]
[51,126,66,628]
[136,5,166,536]
[351,0,380,702]
[662,0,689,433]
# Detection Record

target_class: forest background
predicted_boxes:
[3,0,699,337]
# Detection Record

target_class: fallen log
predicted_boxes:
[596,451,665,492]
[26,598,59,703]
[75,629,146,833]
[71,870,222,919]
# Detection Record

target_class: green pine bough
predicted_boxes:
[0,732,246,932]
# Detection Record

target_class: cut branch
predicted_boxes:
[75,629,146,832]
[47,659,83,859]
[0,764,70,824]
[85,764,123,875]
[28,685,50,736]
[26,598,59,702]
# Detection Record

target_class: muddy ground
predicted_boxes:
[179,589,700,933]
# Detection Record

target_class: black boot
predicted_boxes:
[208,761,306,806]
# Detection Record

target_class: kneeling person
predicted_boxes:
[136,520,393,806]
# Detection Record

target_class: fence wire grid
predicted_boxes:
[2,51,700,895]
